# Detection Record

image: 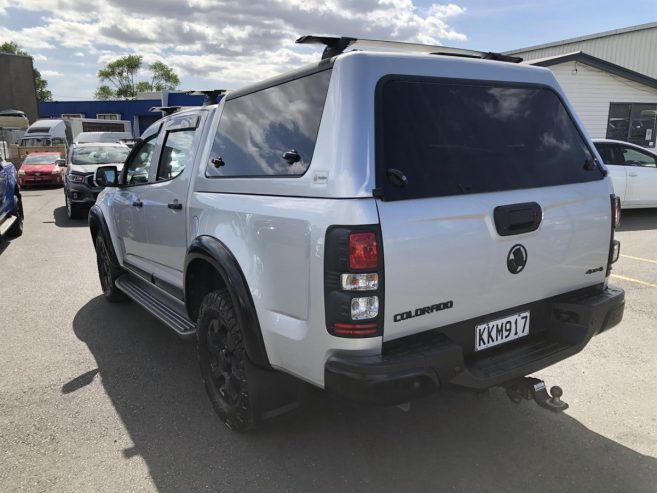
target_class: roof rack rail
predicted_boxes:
[296,35,522,63]
[186,89,227,106]
[150,106,182,116]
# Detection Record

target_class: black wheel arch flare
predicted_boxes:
[184,236,271,369]
[88,205,120,266]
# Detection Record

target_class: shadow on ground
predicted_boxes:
[53,206,88,228]
[71,296,657,492]
[617,208,657,232]
[0,237,12,256]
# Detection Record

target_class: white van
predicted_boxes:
[20,119,70,147]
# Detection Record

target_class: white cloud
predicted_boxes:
[40,69,63,77]
[0,0,467,97]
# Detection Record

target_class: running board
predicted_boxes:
[0,215,17,237]
[115,273,196,338]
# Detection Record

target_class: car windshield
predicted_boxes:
[24,155,58,164]
[71,146,130,165]
[21,137,52,147]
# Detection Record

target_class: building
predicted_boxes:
[507,22,657,149]
[0,53,38,122]
[37,91,212,137]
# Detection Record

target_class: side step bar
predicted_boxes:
[0,215,17,237]
[115,273,196,338]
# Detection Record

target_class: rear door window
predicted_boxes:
[376,77,603,201]
[207,69,331,178]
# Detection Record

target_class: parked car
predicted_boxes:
[17,152,65,188]
[64,142,130,219]
[593,139,657,208]
[89,36,624,430]
[0,158,23,239]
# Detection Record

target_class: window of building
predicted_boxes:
[61,113,84,119]
[96,113,120,120]
[606,103,657,148]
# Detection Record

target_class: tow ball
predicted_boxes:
[503,377,569,413]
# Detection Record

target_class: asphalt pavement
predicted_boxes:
[0,187,656,492]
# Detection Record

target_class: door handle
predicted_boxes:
[629,172,639,177]
[493,202,542,236]
[132,199,143,207]
[168,201,183,210]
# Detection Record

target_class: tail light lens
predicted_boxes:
[325,226,384,338]
[607,194,621,276]
[613,195,621,228]
[349,232,378,269]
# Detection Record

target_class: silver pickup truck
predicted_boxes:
[89,36,625,430]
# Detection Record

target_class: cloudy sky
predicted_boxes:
[1,0,656,100]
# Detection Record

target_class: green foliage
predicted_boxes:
[94,85,115,100]
[95,55,181,99]
[0,41,53,101]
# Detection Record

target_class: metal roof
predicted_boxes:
[506,21,657,54]
[526,51,657,90]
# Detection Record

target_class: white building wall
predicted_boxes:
[510,26,657,79]
[547,60,657,139]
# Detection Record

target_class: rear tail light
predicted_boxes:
[341,273,378,291]
[333,323,378,336]
[613,196,621,228]
[325,226,384,338]
[350,296,379,320]
[607,195,621,276]
[610,240,620,264]
[349,232,378,269]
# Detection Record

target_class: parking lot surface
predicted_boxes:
[0,188,656,492]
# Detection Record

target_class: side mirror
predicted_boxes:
[55,159,67,167]
[95,165,119,187]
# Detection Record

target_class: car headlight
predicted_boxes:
[18,169,25,175]
[68,173,86,183]
[51,166,61,175]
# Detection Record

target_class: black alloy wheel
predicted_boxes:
[198,290,253,430]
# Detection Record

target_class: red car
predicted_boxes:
[17,152,66,187]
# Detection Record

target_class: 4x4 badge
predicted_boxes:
[507,244,528,274]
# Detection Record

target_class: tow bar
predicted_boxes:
[503,377,569,413]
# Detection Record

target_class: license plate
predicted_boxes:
[475,311,530,351]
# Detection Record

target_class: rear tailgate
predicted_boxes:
[375,76,612,343]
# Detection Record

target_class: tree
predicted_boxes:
[96,55,180,99]
[94,85,115,100]
[0,41,52,101]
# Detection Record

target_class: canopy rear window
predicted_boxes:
[376,77,603,201]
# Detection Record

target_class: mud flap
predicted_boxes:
[246,359,303,423]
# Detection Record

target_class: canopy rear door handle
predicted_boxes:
[494,202,542,236]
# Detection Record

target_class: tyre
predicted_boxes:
[6,193,23,238]
[94,234,127,302]
[197,290,254,431]
[65,193,84,219]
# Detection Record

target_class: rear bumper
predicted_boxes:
[20,175,63,186]
[325,285,624,405]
